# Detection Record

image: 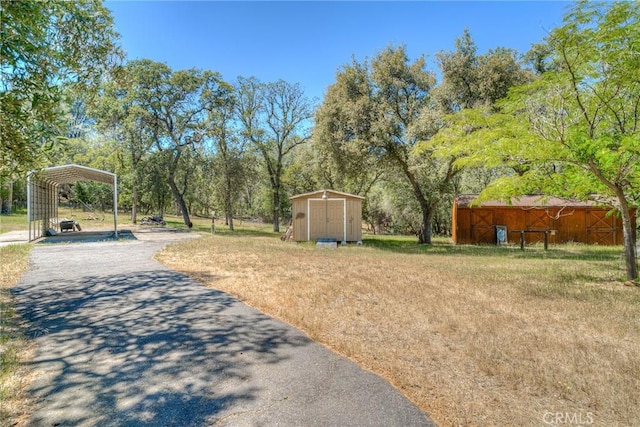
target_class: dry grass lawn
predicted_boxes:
[157,232,640,427]
[0,244,35,426]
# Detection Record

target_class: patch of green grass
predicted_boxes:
[165,215,282,238]
[362,232,622,262]
[0,212,28,234]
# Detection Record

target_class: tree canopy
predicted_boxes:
[1,0,121,178]
[316,39,530,244]
[509,0,639,279]
[236,77,314,232]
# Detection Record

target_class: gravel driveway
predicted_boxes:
[13,232,434,426]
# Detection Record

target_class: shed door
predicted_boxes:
[587,210,616,245]
[470,209,495,244]
[526,209,551,229]
[309,200,344,241]
[525,210,552,244]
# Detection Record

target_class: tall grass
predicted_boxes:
[157,232,640,427]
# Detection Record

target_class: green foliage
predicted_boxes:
[137,151,172,215]
[432,1,639,278]
[434,29,533,111]
[236,77,314,231]
[434,29,478,110]
[71,181,113,211]
[0,0,122,178]
[202,77,244,227]
[493,1,640,205]
[378,178,422,235]
[316,39,530,243]
[281,143,320,197]
[315,45,443,243]
[88,61,275,224]
[92,59,234,226]
[312,59,383,195]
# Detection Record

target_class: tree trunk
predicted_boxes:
[227,212,234,230]
[402,164,433,245]
[272,188,280,232]
[131,181,138,224]
[225,173,234,231]
[168,177,192,228]
[417,201,435,245]
[226,210,234,231]
[6,181,13,214]
[616,193,638,280]
[157,194,164,217]
[1,181,13,214]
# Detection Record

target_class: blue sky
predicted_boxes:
[105,1,572,103]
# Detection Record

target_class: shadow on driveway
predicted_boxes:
[14,269,309,426]
[13,239,434,426]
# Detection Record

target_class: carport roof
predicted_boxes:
[34,164,116,185]
[27,164,119,241]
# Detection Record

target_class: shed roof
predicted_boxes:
[455,194,604,208]
[33,164,116,185]
[290,189,365,200]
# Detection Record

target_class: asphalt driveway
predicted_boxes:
[13,232,434,426]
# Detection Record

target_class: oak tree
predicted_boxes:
[236,77,313,232]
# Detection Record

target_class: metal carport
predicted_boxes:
[27,164,118,241]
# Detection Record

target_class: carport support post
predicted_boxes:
[113,175,118,238]
[27,173,32,241]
